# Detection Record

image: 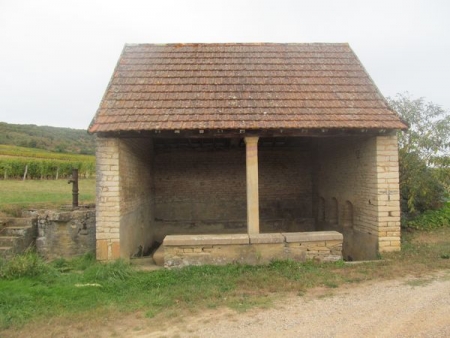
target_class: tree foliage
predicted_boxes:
[389,93,450,165]
[388,93,450,213]
[0,122,95,155]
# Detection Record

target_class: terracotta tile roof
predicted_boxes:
[89,43,407,133]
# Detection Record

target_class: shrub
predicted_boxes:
[399,150,447,213]
[404,202,450,230]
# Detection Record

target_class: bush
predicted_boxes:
[404,202,450,230]
[399,150,447,213]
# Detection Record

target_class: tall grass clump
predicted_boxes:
[82,259,135,283]
[0,251,56,280]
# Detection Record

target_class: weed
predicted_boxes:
[0,251,56,280]
[82,259,134,283]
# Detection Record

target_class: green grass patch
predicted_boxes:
[1,227,450,333]
[0,179,95,214]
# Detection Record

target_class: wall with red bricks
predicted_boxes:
[152,144,313,240]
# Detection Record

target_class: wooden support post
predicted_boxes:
[245,137,260,234]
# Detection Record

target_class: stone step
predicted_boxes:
[0,246,14,258]
[0,217,37,228]
[0,236,21,247]
[1,226,33,237]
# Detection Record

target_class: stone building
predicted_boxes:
[88,43,407,262]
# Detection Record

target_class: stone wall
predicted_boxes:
[119,138,154,258]
[95,137,121,260]
[162,231,343,267]
[30,208,96,260]
[316,135,401,260]
[96,137,154,260]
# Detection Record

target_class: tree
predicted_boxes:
[388,93,450,165]
[387,93,450,213]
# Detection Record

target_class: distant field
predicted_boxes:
[0,145,95,180]
[0,179,96,215]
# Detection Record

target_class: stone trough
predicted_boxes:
[158,231,343,268]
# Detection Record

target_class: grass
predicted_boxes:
[1,226,450,335]
[0,179,95,215]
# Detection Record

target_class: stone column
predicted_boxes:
[245,137,260,234]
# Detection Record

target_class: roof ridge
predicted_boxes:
[124,42,350,47]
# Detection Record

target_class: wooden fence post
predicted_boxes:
[23,165,28,181]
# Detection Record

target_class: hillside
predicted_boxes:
[0,122,95,155]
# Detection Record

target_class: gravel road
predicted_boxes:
[140,272,450,338]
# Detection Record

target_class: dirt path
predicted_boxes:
[134,271,450,338]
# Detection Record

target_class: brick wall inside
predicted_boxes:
[259,147,313,231]
[119,138,154,258]
[153,141,313,241]
[316,135,401,260]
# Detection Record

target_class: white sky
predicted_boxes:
[0,0,449,129]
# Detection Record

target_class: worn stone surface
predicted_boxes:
[283,231,343,243]
[163,231,343,267]
[28,208,96,260]
[0,217,37,258]
[164,234,249,246]
[249,233,285,244]
[152,245,164,266]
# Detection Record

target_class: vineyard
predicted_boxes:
[0,145,95,180]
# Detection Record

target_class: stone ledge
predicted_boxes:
[282,231,343,243]
[249,233,285,244]
[163,233,249,246]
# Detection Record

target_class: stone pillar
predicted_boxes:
[95,137,121,261]
[375,135,401,252]
[245,137,260,234]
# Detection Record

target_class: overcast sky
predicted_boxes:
[0,0,449,129]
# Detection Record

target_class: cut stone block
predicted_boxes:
[152,245,164,266]
[249,233,285,244]
[282,231,343,243]
[163,234,249,246]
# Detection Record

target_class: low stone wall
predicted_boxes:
[162,231,343,268]
[25,207,96,260]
